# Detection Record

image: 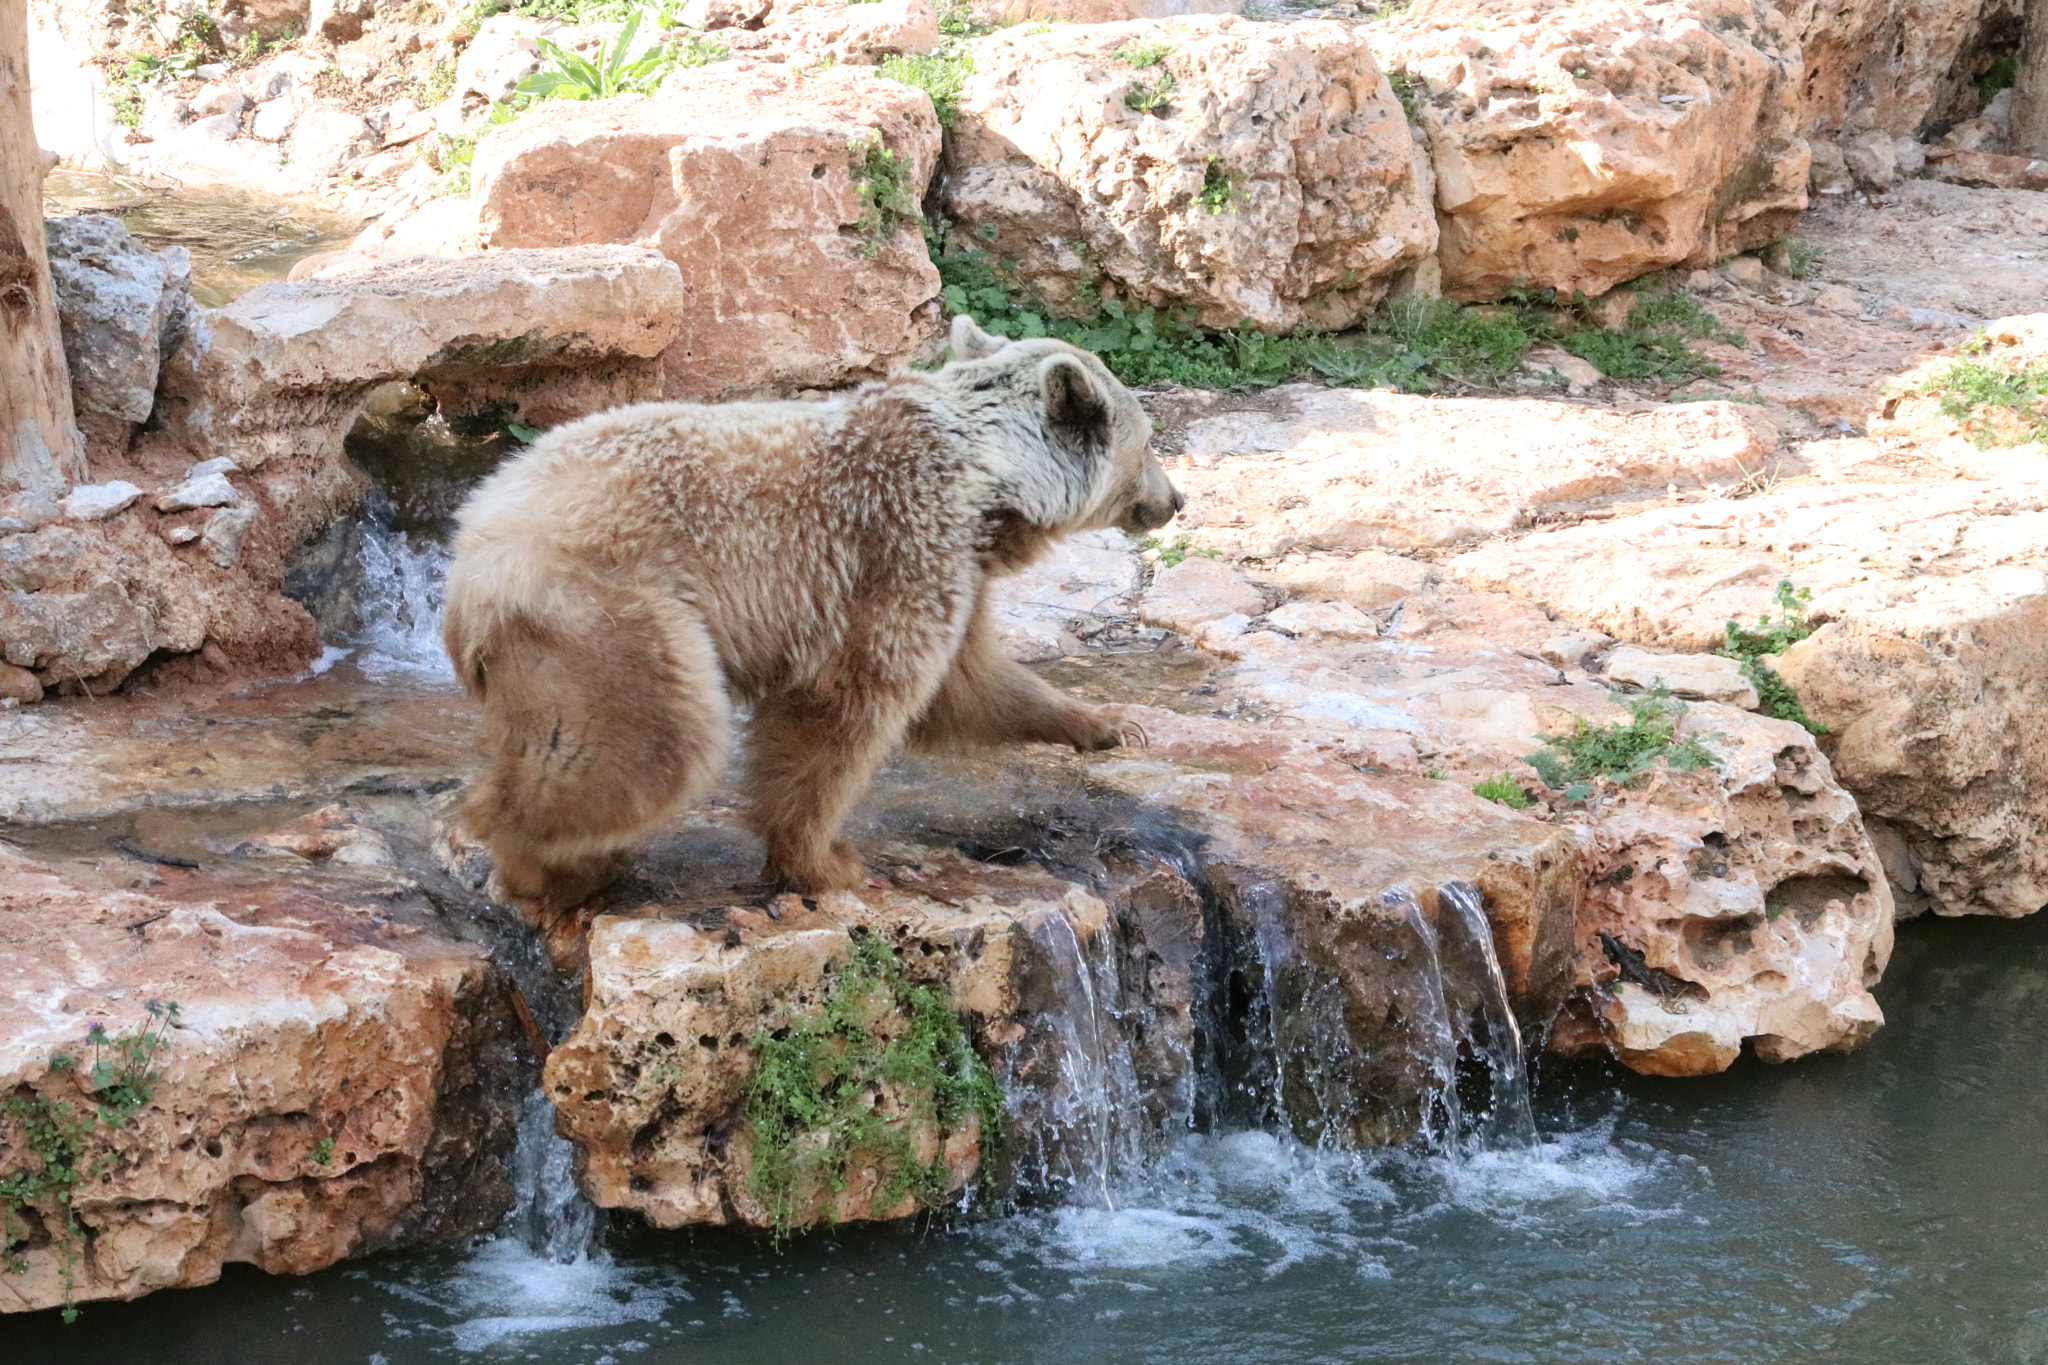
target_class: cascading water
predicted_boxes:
[1384,887,1467,1155]
[1007,905,1153,1207]
[352,522,454,680]
[1437,881,1538,1150]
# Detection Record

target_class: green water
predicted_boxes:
[12,907,2047,1363]
[42,172,359,306]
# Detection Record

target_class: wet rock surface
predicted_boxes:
[1,247,684,696]
[0,804,532,1314]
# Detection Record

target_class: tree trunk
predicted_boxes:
[0,0,81,497]
[2015,0,2048,158]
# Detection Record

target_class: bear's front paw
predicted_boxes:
[767,839,871,894]
[1069,708,1148,753]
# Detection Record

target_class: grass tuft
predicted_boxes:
[741,935,1002,1238]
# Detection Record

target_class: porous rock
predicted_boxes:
[1372,0,1809,300]
[472,63,942,399]
[1447,479,2048,918]
[43,216,191,426]
[944,16,1436,332]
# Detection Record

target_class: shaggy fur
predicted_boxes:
[442,316,1183,912]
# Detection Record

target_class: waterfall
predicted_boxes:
[507,1091,599,1264]
[1384,888,1466,1156]
[1011,904,1148,1206]
[353,521,453,680]
[1437,882,1538,1150]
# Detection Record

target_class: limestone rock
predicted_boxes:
[202,504,258,568]
[746,0,942,64]
[1164,384,1776,557]
[59,481,143,521]
[156,471,241,513]
[1373,0,1809,300]
[1923,149,2048,193]
[473,64,942,399]
[1560,709,1892,1074]
[1787,0,2022,144]
[1446,481,2048,918]
[186,247,688,471]
[1603,645,1758,708]
[944,16,1436,332]
[1247,548,1436,612]
[1812,283,1860,314]
[1139,555,1266,633]
[1263,599,1378,639]
[970,0,1240,20]
[43,216,182,424]
[0,492,61,534]
[0,846,528,1313]
[1151,594,1892,1075]
[0,662,41,703]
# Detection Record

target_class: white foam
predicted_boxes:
[1049,1207,1241,1269]
[439,1240,675,1353]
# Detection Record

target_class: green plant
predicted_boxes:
[312,1136,337,1166]
[3,1002,181,1322]
[879,44,973,127]
[1115,46,1176,113]
[511,10,694,102]
[935,0,990,38]
[1113,40,1173,68]
[429,131,477,196]
[1718,578,1825,733]
[1196,158,1247,215]
[1124,69,1175,113]
[1524,686,1719,791]
[1906,345,2048,448]
[1561,285,1737,382]
[414,58,459,105]
[1474,772,1532,808]
[1785,237,1824,280]
[849,136,917,255]
[108,79,146,130]
[1385,68,1425,122]
[740,935,1001,1237]
[1143,532,1218,568]
[1977,50,2018,105]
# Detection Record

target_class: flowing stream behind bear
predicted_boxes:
[10,500,2048,1363]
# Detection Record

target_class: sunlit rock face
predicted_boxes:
[471,63,943,401]
[1446,469,2048,921]
[944,16,1437,333]
[1371,0,1809,300]
[0,826,530,1315]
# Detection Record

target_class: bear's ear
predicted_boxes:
[1038,354,1111,451]
[951,315,1009,361]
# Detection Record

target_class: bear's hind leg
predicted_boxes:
[459,580,732,912]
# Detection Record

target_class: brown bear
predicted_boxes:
[441,315,1183,913]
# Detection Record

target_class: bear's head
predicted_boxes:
[946,315,1184,538]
